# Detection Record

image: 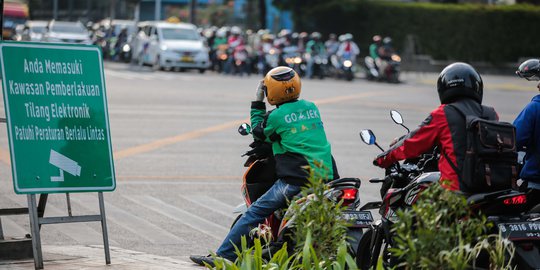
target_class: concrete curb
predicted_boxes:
[0,245,201,269]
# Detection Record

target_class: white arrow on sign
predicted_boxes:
[49,149,81,182]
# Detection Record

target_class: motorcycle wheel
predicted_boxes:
[370,227,400,269]
[356,229,374,270]
[346,71,354,81]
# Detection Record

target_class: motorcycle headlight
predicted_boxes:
[122,44,131,52]
[391,54,401,62]
[285,58,293,64]
[294,57,302,64]
[160,44,168,51]
[343,60,353,68]
[269,49,276,55]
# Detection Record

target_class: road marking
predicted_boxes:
[75,194,184,244]
[117,175,239,181]
[114,91,392,160]
[418,78,536,92]
[42,203,118,245]
[126,195,229,240]
[114,118,248,159]
[183,195,236,217]
[0,216,28,237]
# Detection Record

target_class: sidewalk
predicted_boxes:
[0,245,201,269]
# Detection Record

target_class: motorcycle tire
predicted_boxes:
[356,229,374,270]
[346,71,354,82]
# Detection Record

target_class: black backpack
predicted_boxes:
[446,104,518,193]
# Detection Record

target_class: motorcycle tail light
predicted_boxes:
[503,194,527,205]
[340,188,357,206]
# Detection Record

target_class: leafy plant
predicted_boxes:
[390,184,515,270]
[289,175,349,261]
[208,170,357,269]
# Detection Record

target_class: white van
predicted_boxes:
[131,21,210,72]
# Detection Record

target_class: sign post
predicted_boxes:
[0,42,115,269]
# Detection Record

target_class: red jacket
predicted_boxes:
[375,100,498,191]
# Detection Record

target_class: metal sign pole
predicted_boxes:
[0,0,4,42]
[27,194,44,269]
[98,192,111,264]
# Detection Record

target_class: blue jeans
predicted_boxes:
[216,179,302,260]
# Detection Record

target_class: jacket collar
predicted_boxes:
[532,95,540,102]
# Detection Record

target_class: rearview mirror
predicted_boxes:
[360,129,376,145]
[238,123,252,136]
[390,110,403,125]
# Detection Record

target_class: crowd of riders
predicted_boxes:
[201,26,391,79]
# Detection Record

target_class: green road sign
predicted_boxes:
[0,42,115,194]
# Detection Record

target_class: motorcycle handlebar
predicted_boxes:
[369,178,386,183]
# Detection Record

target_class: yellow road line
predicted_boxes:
[114,91,392,160]
[0,91,394,166]
[117,175,239,181]
[419,78,536,92]
[114,118,249,159]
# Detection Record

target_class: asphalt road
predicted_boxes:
[0,62,537,264]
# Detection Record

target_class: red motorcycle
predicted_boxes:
[356,110,540,270]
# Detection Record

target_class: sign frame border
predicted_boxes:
[0,41,116,194]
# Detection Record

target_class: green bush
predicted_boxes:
[208,172,358,269]
[292,0,540,63]
[390,184,515,269]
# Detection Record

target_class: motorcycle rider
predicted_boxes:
[113,27,129,61]
[325,33,340,57]
[336,33,360,67]
[514,59,540,206]
[190,66,339,266]
[376,37,395,76]
[373,63,499,192]
[369,35,382,61]
[305,32,326,79]
[369,35,382,76]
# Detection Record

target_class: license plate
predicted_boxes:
[181,56,194,63]
[341,210,373,228]
[498,222,540,240]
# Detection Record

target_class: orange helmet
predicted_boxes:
[263,66,301,105]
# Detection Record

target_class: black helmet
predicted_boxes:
[437,62,483,104]
[516,59,540,81]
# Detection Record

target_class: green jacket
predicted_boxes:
[250,100,339,186]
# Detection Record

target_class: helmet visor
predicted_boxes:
[271,69,296,81]
[516,71,540,81]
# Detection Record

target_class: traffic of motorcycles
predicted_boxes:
[14,19,401,82]
[200,27,401,82]
[234,110,540,269]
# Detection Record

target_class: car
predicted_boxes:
[20,20,48,42]
[132,21,210,72]
[42,20,92,45]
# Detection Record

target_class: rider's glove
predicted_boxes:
[255,80,265,102]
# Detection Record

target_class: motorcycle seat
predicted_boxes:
[466,189,517,204]
[328,178,361,189]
